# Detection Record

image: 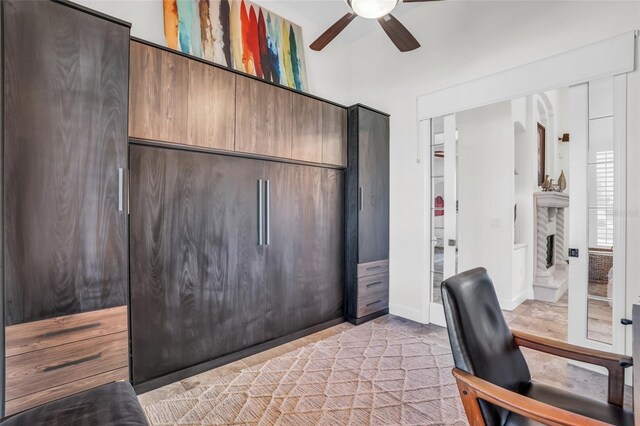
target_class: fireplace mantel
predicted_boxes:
[533,192,570,302]
[534,192,570,208]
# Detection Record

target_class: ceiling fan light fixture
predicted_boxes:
[347,0,399,19]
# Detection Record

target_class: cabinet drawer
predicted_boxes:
[358,259,389,278]
[358,272,389,297]
[357,287,389,318]
[6,306,128,357]
[6,331,129,402]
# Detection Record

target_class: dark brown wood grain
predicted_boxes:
[129,145,267,384]
[264,163,344,335]
[235,75,293,158]
[3,0,129,325]
[345,105,390,323]
[187,59,236,151]
[291,95,323,163]
[128,40,189,144]
[129,145,344,386]
[357,107,390,264]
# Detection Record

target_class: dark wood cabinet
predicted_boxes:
[129,145,344,386]
[3,0,130,325]
[2,0,131,414]
[357,108,390,263]
[345,105,390,324]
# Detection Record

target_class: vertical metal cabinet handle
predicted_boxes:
[118,168,124,212]
[265,180,270,245]
[359,186,363,211]
[258,179,264,246]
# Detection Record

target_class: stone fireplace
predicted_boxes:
[533,192,569,302]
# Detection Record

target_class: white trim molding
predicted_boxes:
[417,31,636,120]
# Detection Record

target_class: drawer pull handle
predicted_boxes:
[41,322,101,339]
[43,353,102,372]
[367,282,382,288]
[367,266,381,271]
[366,300,382,307]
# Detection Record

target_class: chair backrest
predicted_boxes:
[441,267,531,426]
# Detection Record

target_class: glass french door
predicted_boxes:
[568,76,626,355]
[429,114,458,325]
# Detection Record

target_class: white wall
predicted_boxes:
[344,1,640,323]
[457,101,514,306]
[72,0,352,104]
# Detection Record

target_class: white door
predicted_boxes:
[429,114,458,325]
[568,76,627,354]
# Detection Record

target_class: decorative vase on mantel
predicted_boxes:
[557,170,567,192]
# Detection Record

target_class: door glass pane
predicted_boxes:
[430,115,456,305]
[586,113,614,344]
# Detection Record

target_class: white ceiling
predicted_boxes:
[255,0,428,43]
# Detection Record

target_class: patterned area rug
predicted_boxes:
[143,322,467,425]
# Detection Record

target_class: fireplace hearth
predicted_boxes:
[533,192,569,302]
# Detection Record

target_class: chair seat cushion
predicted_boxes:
[504,382,633,426]
[0,382,148,426]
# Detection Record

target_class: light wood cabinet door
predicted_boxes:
[291,95,323,163]
[235,76,292,158]
[129,41,188,144]
[187,60,235,151]
[322,103,347,167]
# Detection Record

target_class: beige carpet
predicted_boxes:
[143,322,467,425]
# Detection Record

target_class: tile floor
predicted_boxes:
[139,297,632,417]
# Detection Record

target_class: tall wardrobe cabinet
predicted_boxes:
[346,105,390,324]
[2,0,130,415]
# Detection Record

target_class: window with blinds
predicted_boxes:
[595,151,614,247]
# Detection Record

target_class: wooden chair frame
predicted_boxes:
[453,330,633,426]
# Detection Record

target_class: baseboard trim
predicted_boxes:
[347,308,389,325]
[389,303,424,323]
[500,288,532,311]
[133,316,345,394]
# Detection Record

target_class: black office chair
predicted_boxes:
[441,267,633,426]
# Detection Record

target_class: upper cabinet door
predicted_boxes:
[291,96,323,163]
[322,104,348,167]
[129,41,188,144]
[3,0,130,325]
[187,60,236,151]
[358,108,390,263]
[235,76,292,158]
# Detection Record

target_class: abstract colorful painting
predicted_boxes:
[163,0,308,92]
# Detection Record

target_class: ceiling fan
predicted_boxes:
[310,0,441,53]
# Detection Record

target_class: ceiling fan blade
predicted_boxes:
[310,13,357,51]
[378,14,420,52]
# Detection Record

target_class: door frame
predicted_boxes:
[418,31,636,328]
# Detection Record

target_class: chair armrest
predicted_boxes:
[512,330,632,407]
[452,368,611,426]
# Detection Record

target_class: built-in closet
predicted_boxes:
[127,40,349,390]
[0,0,390,412]
[2,0,130,415]
[346,106,391,324]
